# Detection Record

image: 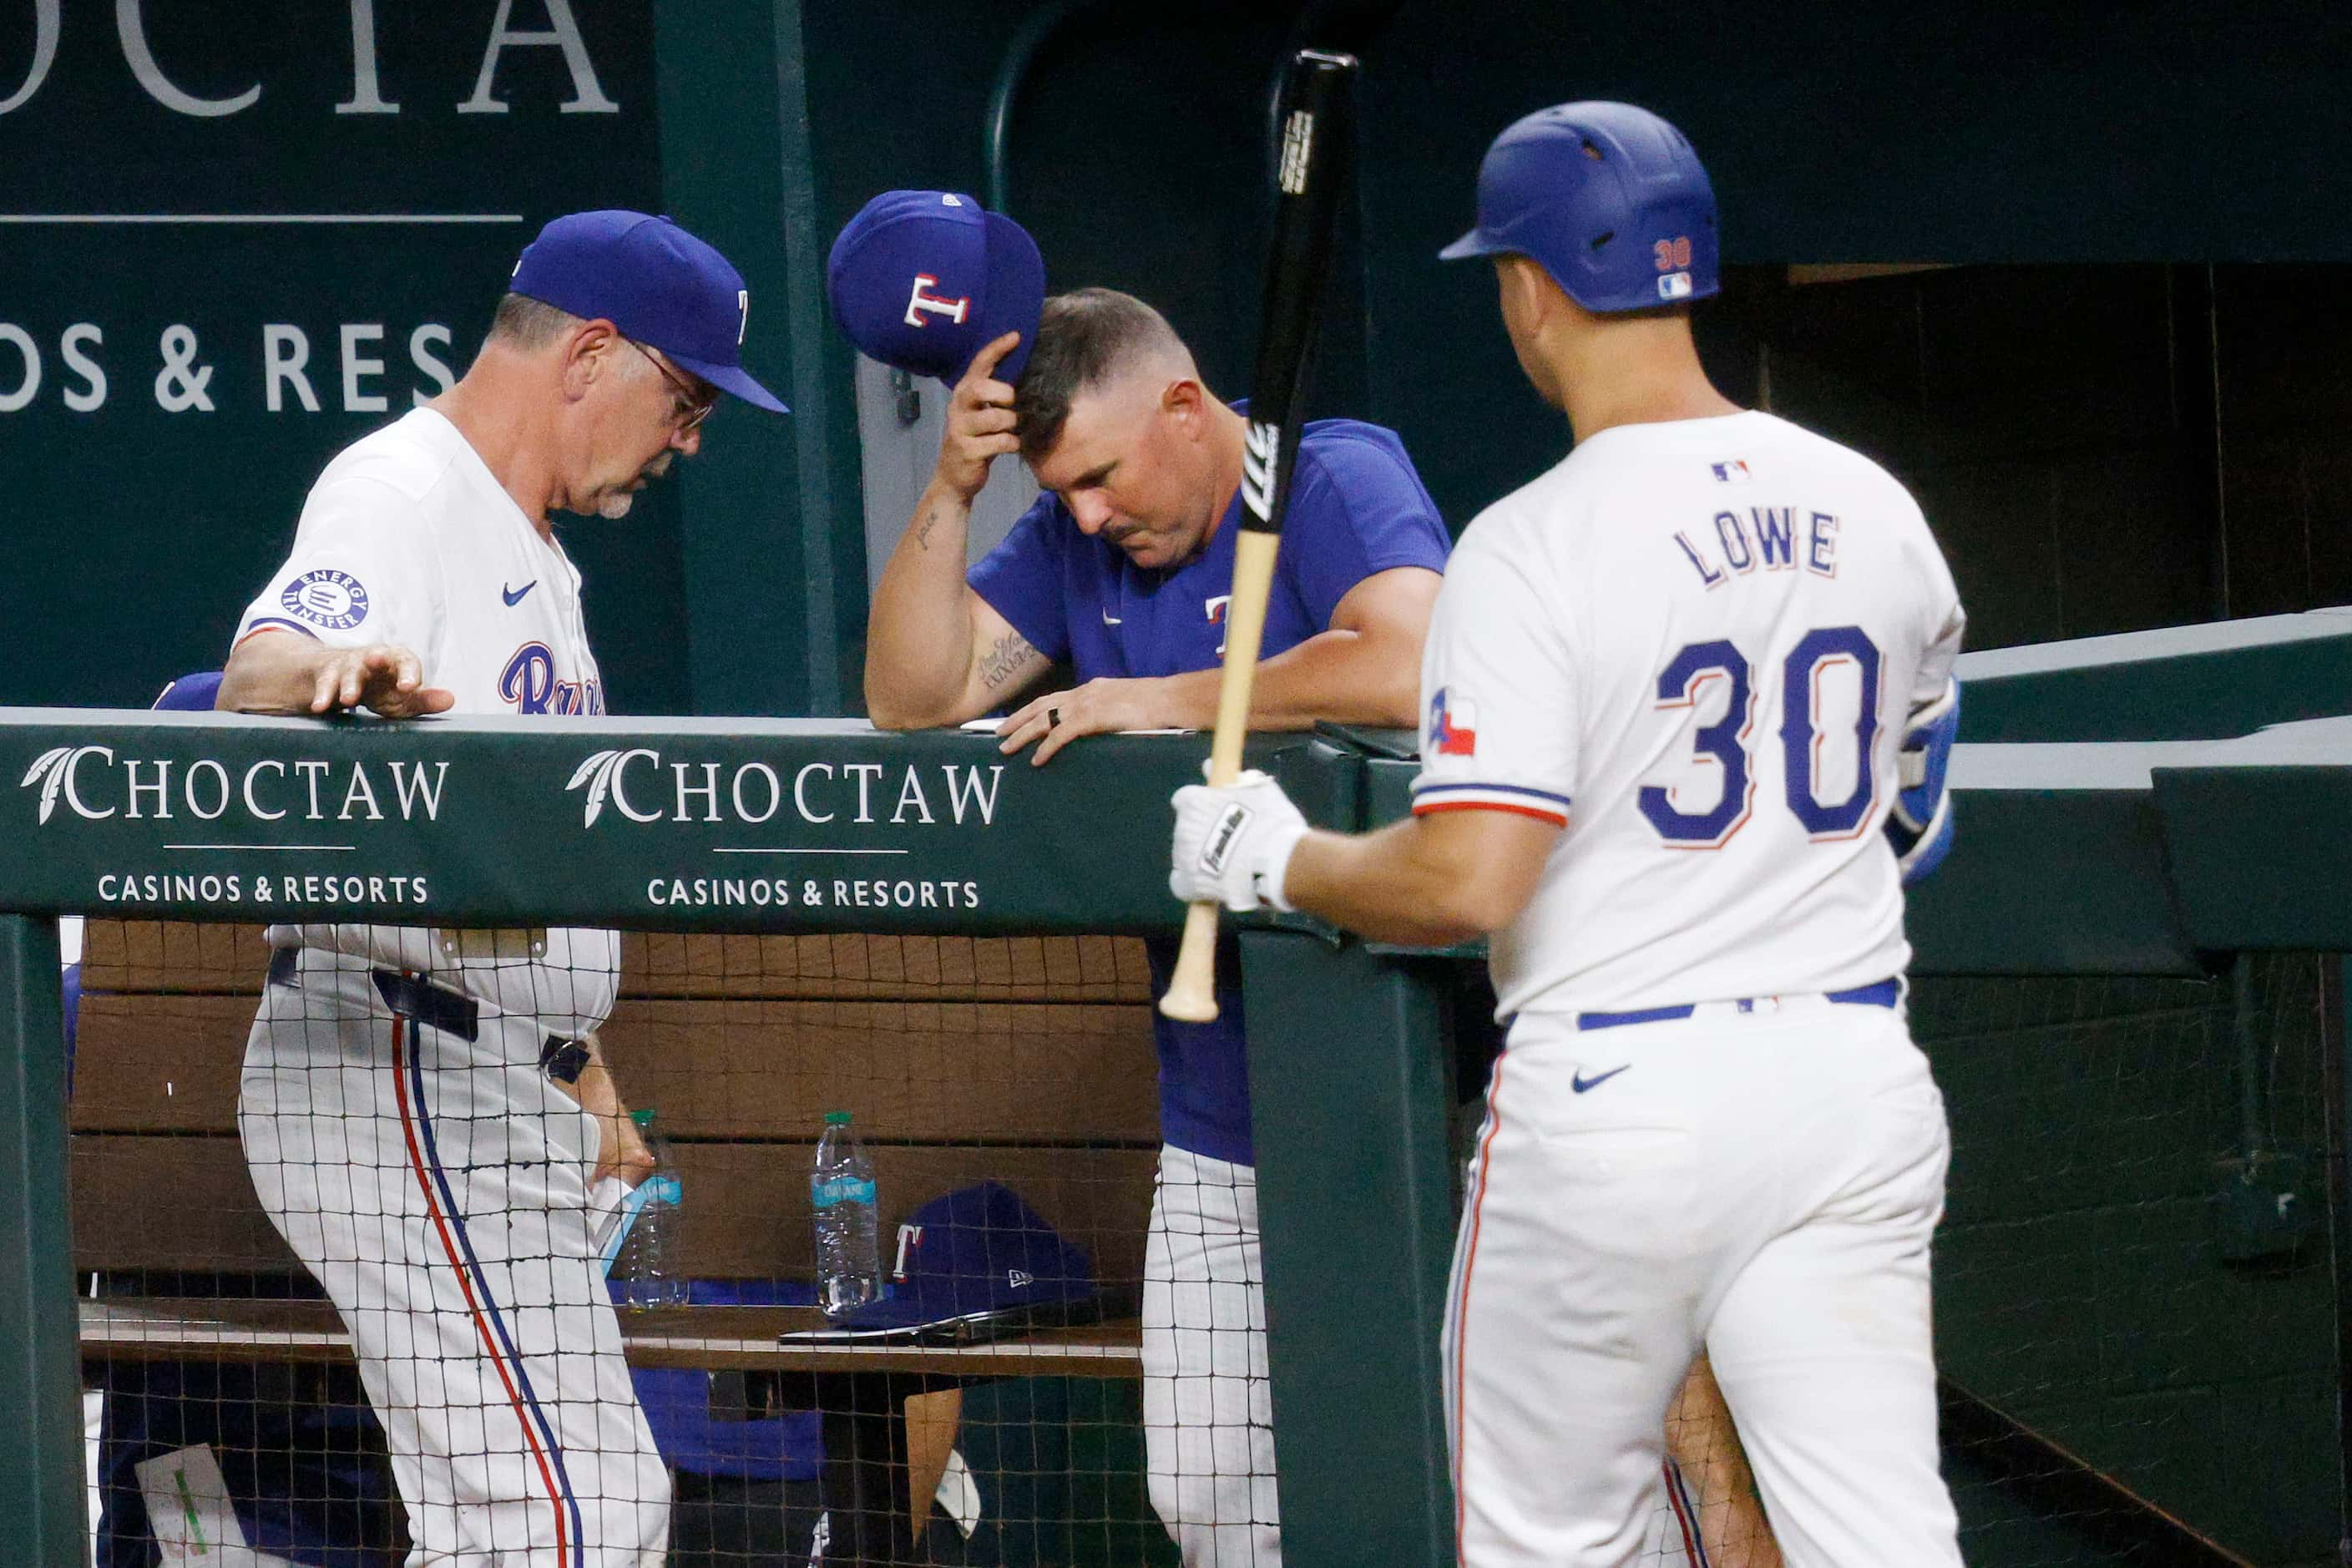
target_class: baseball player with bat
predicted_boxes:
[1171,99,1966,1566]
[216,210,787,1565]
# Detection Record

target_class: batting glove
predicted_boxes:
[1170,770,1307,913]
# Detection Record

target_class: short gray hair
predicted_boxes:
[488,291,585,351]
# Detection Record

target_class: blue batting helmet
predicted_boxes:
[1439,102,1718,313]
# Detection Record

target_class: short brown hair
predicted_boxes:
[1014,288,1186,462]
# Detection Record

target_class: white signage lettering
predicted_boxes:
[459,0,619,115]
[116,0,261,117]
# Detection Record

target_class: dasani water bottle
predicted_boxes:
[812,1110,881,1317]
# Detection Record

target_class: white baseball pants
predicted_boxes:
[1143,1144,1282,1567]
[240,952,670,1565]
[1445,996,1961,1567]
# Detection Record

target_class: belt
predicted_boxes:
[1576,978,1900,1033]
[266,948,480,1043]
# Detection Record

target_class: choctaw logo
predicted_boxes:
[18,746,448,825]
[21,746,99,825]
[565,748,1005,830]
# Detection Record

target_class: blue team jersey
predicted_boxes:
[970,415,1450,1163]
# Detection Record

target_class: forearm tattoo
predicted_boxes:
[978,629,1034,692]
[913,506,943,550]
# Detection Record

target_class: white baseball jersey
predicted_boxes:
[235,406,618,1033]
[233,407,664,1561]
[1411,409,1964,1021]
[1429,407,1966,1566]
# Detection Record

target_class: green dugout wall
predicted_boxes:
[23,3,2352,712]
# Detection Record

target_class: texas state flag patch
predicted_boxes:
[1429,687,1478,756]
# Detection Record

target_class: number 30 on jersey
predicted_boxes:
[1639,626,1881,847]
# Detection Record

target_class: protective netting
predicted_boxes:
[1917,955,2343,1566]
[68,918,1184,1566]
[71,915,2329,1565]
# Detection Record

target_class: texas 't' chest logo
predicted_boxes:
[904,274,969,328]
[1204,595,1232,656]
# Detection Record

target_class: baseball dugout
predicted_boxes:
[7,612,2352,1565]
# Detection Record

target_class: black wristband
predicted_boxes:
[540,1036,592,1085]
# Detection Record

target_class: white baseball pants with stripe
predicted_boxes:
[1446,997,1962,1567]
[239,955,669,1565]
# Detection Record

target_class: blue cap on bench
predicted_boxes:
[843,1180,1095,1330]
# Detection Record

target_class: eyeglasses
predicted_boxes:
[627,339,718,434]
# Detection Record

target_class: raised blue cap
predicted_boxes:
[511,210,787,412]
[826,190,1045,384]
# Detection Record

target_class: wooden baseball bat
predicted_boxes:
[1161,48,1359,1024]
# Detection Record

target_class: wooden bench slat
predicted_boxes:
[78,1299,1145,1378]
[79,921,271,994]
[78,923,1156,1004]
[69,994,251,1131]
[74,1137,1157,1289]
[70,996,1162,1146]
[598,998,1161,1144]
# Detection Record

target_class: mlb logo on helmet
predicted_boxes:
[1429,686,1478,756]
[827,190,1047,384]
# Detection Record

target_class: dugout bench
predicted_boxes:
[68,918,1164,1563]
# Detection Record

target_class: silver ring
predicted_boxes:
[1047,707,1062,729]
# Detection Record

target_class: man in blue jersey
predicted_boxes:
[864,286,1448,1565]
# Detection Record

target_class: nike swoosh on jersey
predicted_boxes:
[502,580,538,606]
[1571,1065,1630,1094]
[1101,608,1122,625]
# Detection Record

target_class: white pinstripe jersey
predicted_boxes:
[1412,410,1964,1023]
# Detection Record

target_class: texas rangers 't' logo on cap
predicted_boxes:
[903,274,971,328]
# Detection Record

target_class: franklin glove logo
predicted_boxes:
[1201,801,1252,874]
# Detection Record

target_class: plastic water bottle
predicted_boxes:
[615,1108,687,1307]
[812,1110,881,1318]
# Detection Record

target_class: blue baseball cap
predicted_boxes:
[840,1181,1094,1331]
[1440,102,1719,314]
[511,210,788,412]
[151,671,223,711]
[826,190,1045,384]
